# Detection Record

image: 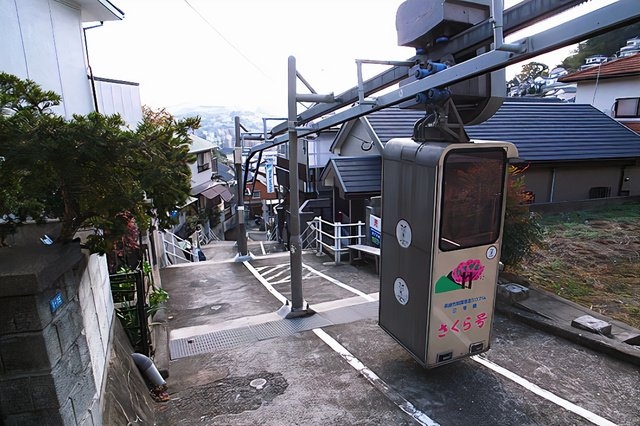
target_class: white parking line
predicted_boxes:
[471,355,618,426]
[243,261,288,305]
[314,328,439,426]
[244,260,436,424]
[302,263,376,301]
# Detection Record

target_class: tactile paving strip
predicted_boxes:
[250,315,332,341]
[170,314,332,359]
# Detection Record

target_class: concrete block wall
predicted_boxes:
[78,253,114,399]
[0,243,108,425]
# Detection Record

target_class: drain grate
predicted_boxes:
[170,327,257,359]
[169,301,379,359]
[170,314,332,359]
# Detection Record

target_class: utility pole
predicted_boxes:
[279,56,337,318]
[280,56,311,318]
[234,116,250,262]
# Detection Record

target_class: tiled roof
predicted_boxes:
[320,156,381,198]
[558,54,640,83]
[364,102,640,162]
[623,122,640,134]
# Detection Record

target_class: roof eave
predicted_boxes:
[78,0,124,22]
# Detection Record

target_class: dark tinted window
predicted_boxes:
[439,148,506,251]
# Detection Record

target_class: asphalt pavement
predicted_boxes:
[152,238,640,426]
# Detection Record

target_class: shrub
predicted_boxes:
[501,165,543,267]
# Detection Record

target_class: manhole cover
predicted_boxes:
[250,378,267,389]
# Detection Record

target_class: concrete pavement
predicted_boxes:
[151,239,640,425]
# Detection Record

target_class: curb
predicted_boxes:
[150,305,170,379]
[495,301,640,367]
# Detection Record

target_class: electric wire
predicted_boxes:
[182,0,273,82]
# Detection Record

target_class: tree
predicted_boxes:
[561,22,640,72]
[0,72,199,246]
[501,165,542,267]
[516,62,549,83]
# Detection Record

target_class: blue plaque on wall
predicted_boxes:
[50,292,64,313]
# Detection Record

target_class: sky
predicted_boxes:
[85,0,616,117]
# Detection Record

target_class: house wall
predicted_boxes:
[524,163,637,203]
[521,167,552,203]
[574,76,638,116]
[190,160,213,191]
[94,77,143,128]
[0,0,94,118]
[339,120,379,157]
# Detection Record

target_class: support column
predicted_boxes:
[234,116,251,262]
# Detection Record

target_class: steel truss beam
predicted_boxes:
[269,0,591,136]
[252,0,640,155]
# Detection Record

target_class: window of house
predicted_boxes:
[197,151,211,173]
[252,190,261,199]
[439,148,507,251]
[614,98,640,118]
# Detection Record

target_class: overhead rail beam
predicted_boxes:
[269,0,592,136]
[253,0,640,153]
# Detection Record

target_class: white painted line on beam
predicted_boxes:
[303,263,376,301]
[471,356,617,426]
[314,328,440,426]
[260,241,266,255]
[243,261,288,305]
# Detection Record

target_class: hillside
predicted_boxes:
[171,105,270,150]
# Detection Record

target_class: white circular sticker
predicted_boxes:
[396,219,412,248]
[486,246,497,259]
[394,278,409,305]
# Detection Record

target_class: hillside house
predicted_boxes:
[321,102,640,225]
[558,53,640,134]
[183,135,235,240]
[0,0,142,126]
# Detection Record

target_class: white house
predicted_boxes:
[558,53,640,134]
[1,0,120,116]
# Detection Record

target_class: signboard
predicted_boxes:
[370,214,381,248]
[265,159,274,193]
[50,291,64,313]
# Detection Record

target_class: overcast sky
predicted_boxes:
[85,0,615,116]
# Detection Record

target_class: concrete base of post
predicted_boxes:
[233,253,253,263]
[276,301,315,319]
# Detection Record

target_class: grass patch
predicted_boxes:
[513,200,640,329]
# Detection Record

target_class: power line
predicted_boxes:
[183,0,273,82]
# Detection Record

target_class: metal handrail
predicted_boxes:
[162,231,196,265]
[304,216,365,264]
[301,219,319,249]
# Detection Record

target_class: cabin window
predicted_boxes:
[439,148,507,251]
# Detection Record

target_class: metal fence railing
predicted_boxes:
[162,230,199,266]
[305,216,366,264]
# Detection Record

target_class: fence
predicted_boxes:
[305,216,366,264]
[109,270,150,356]
[161,230,201,266]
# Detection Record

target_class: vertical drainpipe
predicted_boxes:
[549,168,556,203]
[82,22,103,113]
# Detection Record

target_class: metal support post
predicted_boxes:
[234,116,251,262]
[334,222,340,265]
[279,56,313,318]
[315,217,322,257]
